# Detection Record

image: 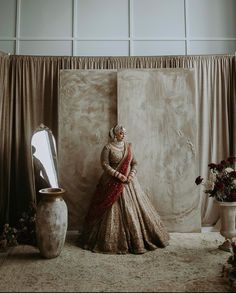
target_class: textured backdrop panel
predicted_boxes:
[118,69,200,232]
[59,70,117,230]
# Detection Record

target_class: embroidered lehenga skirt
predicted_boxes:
[80,177,170,254]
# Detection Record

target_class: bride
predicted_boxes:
[78,124,169,254]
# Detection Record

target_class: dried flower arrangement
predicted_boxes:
[0,202,37,252]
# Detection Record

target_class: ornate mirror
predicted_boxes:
[31,124,59,203]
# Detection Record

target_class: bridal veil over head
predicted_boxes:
[109,125,126,140]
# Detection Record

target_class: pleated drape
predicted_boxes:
[0,55,235,229]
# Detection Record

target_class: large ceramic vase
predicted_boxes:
[217,200,236,252]
[36,187,68,259]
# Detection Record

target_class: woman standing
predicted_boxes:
[79,125,169,254]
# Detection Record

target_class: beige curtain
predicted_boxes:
[0,55,235,229]
[0,56,11,227]
[0,56,72,227]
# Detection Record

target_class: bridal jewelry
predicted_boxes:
[111,140,125,151]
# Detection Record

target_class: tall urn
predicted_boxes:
[36,188,68,258]
[217,200,236,252]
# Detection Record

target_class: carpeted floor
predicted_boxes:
[0,232,235,292]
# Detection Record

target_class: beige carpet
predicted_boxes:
[0,232,235,292]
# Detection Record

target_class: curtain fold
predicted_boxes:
[0,56,12,228]
[0,54,235,229]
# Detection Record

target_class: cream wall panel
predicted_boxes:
[0,0,16,37]
[133,41,185,56]
[188,40,236,55]
[118,69,200,232]
[0,41,15,54]
[77,0,129,38]
[188,0,236,38]
[76,41,129,56]
[58,70,117,230]
[20,0,73,37]
[19,41,72,56]
[133,0,185,38]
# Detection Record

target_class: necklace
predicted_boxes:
[110,140,125,151]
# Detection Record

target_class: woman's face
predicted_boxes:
[115,130,125,141]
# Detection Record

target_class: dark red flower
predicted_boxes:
[208,163,217,169]
[195,176,203,185]
[220,160,227,165]
[216,164,224,171]
[215,181,225,190]
[229,171,236,178]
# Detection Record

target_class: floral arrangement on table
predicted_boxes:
[0,202,37,252]
[195,156,236,202]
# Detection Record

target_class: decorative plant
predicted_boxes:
[0,202,37,252]
[0,224,18,251]
[17,201,37,246]
[195,156,236,202]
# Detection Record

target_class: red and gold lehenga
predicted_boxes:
[78,142,170,254]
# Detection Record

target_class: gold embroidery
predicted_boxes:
[79,143,169,254]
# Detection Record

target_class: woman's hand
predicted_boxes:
[119,174,127,183]
[126,174,134,183]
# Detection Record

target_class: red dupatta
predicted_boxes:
[84,143,132,225]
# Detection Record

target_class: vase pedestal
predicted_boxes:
[216,201,236,252]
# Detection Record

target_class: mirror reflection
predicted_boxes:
[31,124,59,203]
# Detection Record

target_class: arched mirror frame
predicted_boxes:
[31,123,59,203]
